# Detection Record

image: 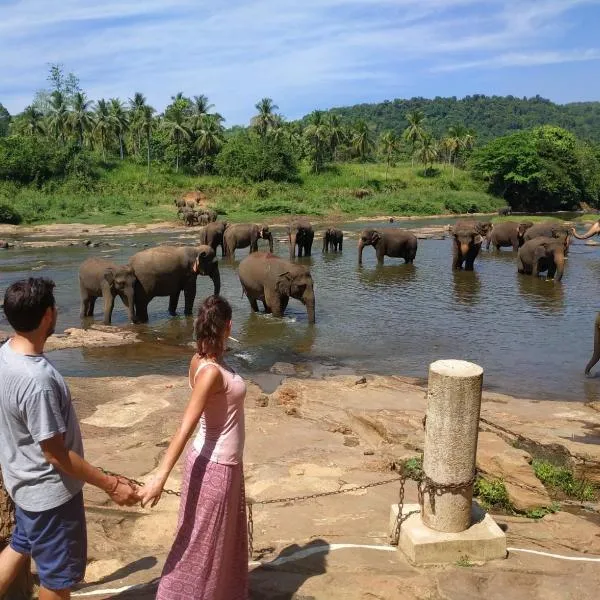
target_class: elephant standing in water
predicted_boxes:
[78,258,136,325]
[199,221,228,257]
[288,219,314,258]
[358,228,417,265]
[129,245,220,323]
[238,252,316,324]
[487,221,533,251]
[224,223,273,259]
[517,237,566,282]
[323,228,343,252]
[450,220,492,270]
[523,221,573,253]
[585,312,600,375]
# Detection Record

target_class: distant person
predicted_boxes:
[140,295,248,600]
[0,278,139,600]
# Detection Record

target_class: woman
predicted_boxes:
[140,295,247,600]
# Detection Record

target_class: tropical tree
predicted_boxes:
[162,102,191,172]
[47,91,69,143]
[417,135,438,176]
[93,99,112,160]
[403,110,426,166]
[68,92,94,146]
[351,119,374,181]
[0,103,10,137]
[327,113,345,162]
[251,97,279,138]
[192,94,214,118]
[128,92,147,155]
[18,105,45,137]
[380,130,399,179]
[140,104,156,176]
[194,114,225,170]
[109,98,129,160]
[304,110,329,173]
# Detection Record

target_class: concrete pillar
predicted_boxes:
[421,359,483,533]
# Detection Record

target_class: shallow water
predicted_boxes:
[1,216,600,402]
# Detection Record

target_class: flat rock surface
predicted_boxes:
[48,373,600,599]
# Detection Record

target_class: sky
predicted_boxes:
[1,0,599,125]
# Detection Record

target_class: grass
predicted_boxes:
[473,477,513,511]
[532,460,597,502]
[0,160,504,225]
[456,555,475,568]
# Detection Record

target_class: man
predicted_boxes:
[0,278,139,600]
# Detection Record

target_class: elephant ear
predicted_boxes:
[372,230,381,244]
[533,244,548,260]
[473,234,483,245]
[276,272,293,296]
[103,269,115,285]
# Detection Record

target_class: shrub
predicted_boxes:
[0,202,22,224]
[532,460,597,502]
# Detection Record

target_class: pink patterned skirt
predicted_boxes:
[156,448,248,600]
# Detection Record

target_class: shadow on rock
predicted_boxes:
[250,538,329,600]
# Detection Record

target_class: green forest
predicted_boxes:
[0,65,599,225]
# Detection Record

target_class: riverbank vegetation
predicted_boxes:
[0,65,599,225]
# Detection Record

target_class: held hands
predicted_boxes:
[106,476,141,506]
[139,475,167,508]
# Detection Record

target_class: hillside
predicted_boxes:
[307,95,600,143]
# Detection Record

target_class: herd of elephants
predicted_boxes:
[77,211,600,376]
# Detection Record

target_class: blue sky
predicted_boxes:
[1,0,599,124]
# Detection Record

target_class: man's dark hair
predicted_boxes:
[3,278,56,332]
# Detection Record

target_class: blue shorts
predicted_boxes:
[11,492,87,590]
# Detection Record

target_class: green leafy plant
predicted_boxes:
[0,202,22,224]
[532,460,597,502]
[474,477,512,510]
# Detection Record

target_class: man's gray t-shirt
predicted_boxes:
[0,340,84,511]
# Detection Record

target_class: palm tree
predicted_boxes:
[446,124,469,175]
[162,103,191,172]
[417,135,438,176]
[403,110,426,167]
[380,131,399,180]
[109,98,129,160]
[304,111,329,173]
[93,99,112,160]
[352,120,374,181]
[128,92,147,155]
[47,91,69,143]
[69,92,94,146]
[194,114,225,159]
[327,113,345,162]
[192,94,214,118]
[140,105,156,176]
[251,97,278,138]
[19,105,45,137]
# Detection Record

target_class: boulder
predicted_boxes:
[477,431,552,512]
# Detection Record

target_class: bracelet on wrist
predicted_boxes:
[107,476,120,494]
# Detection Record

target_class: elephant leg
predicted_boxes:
[585,313,600,375]
[306,243,312,257]
[88,297,97,316]
[248,297,260,312]
[265,289,283,317]
[80,295,91,318]
[135,300,149,324]
[102,293,116,325]
[183,282,196,316]
[280,296,289,314]
[376,248,385,265]
[169,291,181,316]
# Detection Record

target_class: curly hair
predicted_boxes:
[194,295,232,358]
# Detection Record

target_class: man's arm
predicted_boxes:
[40,434,139,506]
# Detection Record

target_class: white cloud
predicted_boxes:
[1,0,599,121]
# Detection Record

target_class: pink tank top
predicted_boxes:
[190,360,246,465]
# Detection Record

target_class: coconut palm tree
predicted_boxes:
[251,97,278,138]
[19,105,45,137]
[69,92,94,147]
[47,91,69,143]
[446,124,469,175]
[380,131,399,180]
[327,113,345,162]
[304,110,329,173]
[352,119,374,181]
[128,92,147,155]
[192,94,214,118]
[194,114,224,159]
[93,99,113,160]
[109,98,129,160]
[140,105,156,176]
[417,135,438,176]
[162,103,191,172]
[403,110,426,167]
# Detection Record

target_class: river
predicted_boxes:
[1,216,599,402]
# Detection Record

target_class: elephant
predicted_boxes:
[288,219,314,258]
[174,198,195,210]
[179,207,199,227]
[78,258,136,325]
[572,219,600,241]
[224,223,273,259]
[128,245,220,323]
[523,221,573,253]
[358,228,417,265]
[498,206,512,216]
[585,312,600,375]
[517,237,566,283]
[238,252,315,324]
[487,221,533,251]
[322,228,343,252]
[199,221,228,256]
[200,208,218,223]
[450,220,492,270]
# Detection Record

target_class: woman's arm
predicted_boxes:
[139,364,222,507]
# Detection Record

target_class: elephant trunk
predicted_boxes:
[304,292,316,324]
[210,267,221,295]
[289,232,297,258]
[267,233,273,254]
[553,253,565,283]
[573,221,600,240]
[123,289,136,323]
[358,239,365,265]
[585,313,600,375]
[460,241,471,259]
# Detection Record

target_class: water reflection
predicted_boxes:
[517,274,565,314]
[452,271,481,306]
[357,264,417,287]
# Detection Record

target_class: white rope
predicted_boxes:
[72,543,600,597]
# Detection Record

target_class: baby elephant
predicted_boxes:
[323,228,343,252]
[517,237,566,283]
[79,258,136,324]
